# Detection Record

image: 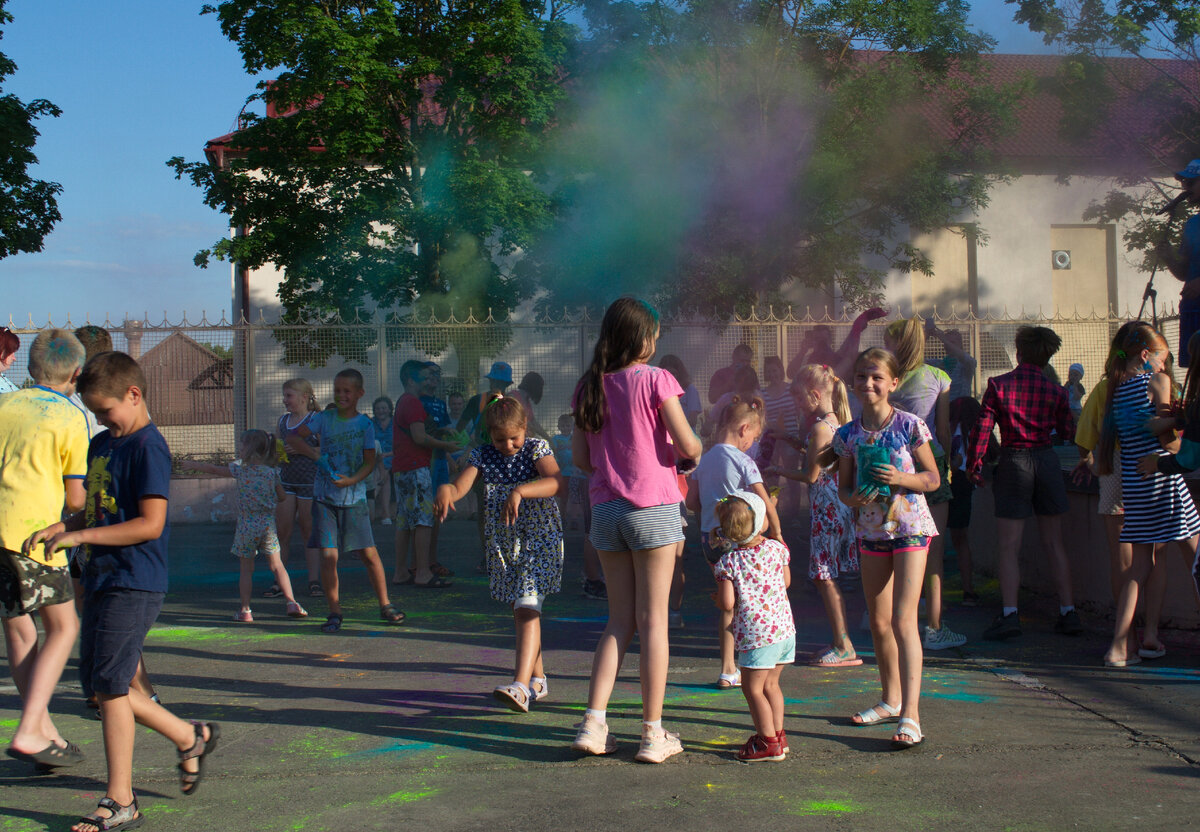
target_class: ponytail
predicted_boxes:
[793,363,851,426]
[575,297,660,433]
[717,394,766,434]
[1095,321,1167,476]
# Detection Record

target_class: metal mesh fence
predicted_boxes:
[5,310,1178,469]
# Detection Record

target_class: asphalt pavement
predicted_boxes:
[2,516,1199,831]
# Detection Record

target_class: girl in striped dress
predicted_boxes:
[1097,322,1200,667]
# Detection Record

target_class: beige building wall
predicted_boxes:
[909,227,975,318]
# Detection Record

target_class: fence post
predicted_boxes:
[377,321,389,399]
[245,323,257,431]
[971,318,982,398]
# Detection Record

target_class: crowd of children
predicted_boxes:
[8,301,1200,832]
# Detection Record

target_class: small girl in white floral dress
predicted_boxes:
[714,490,795,762]
[436,393,563,713]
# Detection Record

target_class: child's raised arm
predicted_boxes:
[503,452,562,526]
[179,459,234,477]
[571,426,592,475]
[435,464,479,522]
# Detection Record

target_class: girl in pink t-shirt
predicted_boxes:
[569,298,702,764]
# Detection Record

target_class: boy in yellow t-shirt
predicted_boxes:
[0,328,89,768]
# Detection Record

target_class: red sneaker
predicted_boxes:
[777,729,790,756]
[736,733,785,762]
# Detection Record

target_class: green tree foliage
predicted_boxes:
[169,0,574,347]
[0,0,61,259]
[519,0,1026,315]
[1008,0,1199,276]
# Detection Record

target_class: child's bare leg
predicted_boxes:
[1179,536,1200,609]
[861,554,900,710]
[267,551,299,603]
[631,543,676,723]
[392,527,412,583]
[9,601,76,753]
[94,693,138,810]
[411,524,435,585]
[275,495,296,567]
[951,527,974,594]
[357,548,393,607]
[740,668,775,737]
[583,538,602,582]
[585,550,635,712]
[925,503,948,629]
[513,607,542,688]
[814,578,853,653]
[718,609,737,677]
[669,539,685,612]
[1102,515,1136,652]
[128,687,211,787]
[130,659,155,699]
[1036,514,1074,607]
[238,558,253,612]
[296,498,318,583]
[320,549,341,616]
[1143,545,1168,649]
[892,547,928,730]
[764,664,786,735]
[1106,543,1152,663]
[3,614,39,697]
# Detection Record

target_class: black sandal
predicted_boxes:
[380,603,407,624]
[75,795,143,831]
[177,721,220,795]
[321,613,343,633]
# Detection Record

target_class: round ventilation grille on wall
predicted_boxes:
[1052,250,1072,270]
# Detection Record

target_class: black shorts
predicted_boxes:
[79,588,164,697]
[993,446,1069,519]
[947,473,974,530]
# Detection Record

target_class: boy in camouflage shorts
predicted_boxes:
[0,329,89,767]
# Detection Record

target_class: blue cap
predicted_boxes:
[1176,159,1200,180]
[485,361,513,384]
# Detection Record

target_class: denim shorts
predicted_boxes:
[737,635,796,670]
[79,588,164,697]
[860,535,931,556]
[281,482,315,500]
[309,500,376,552]
[589,499,684,552]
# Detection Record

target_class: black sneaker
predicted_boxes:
[982,611,1021,640]
[582,578,608,600]
[1056,609,1083,635]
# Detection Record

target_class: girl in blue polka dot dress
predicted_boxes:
[435,393,563,712]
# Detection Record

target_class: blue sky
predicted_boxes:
[0,1,1052,326]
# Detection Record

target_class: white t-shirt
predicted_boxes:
[691,443,762,533]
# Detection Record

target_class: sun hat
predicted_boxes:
[485,361,513,384]
[1175,159,1200,180]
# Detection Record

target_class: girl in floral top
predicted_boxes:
[714,490,794,762]
[834,348,940,750]
[182,430,307,622]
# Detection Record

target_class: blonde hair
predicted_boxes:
[885,318,925,376]
[715,496,755,545]
[240,429,278,467]
[791,363,851,425]
[283,378,319,412]
[28,329,86,384]
[716,394,765,434]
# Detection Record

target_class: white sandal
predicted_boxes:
[851,701,900,725]
[717,671,742,689]
[530,676,549,701]
[893,717,923,748]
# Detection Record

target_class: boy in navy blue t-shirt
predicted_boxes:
[26,351,219,831]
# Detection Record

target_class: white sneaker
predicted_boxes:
[924,624,968,651]
[572,714,615,755]
[634,724,683,763]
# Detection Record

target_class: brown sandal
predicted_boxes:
[177,721,220,795]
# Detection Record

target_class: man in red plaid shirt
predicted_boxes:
[967,326,1081,641]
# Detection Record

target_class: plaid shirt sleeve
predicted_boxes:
[968,378,999,475]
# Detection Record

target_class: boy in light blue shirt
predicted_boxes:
[290,369,405,632]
